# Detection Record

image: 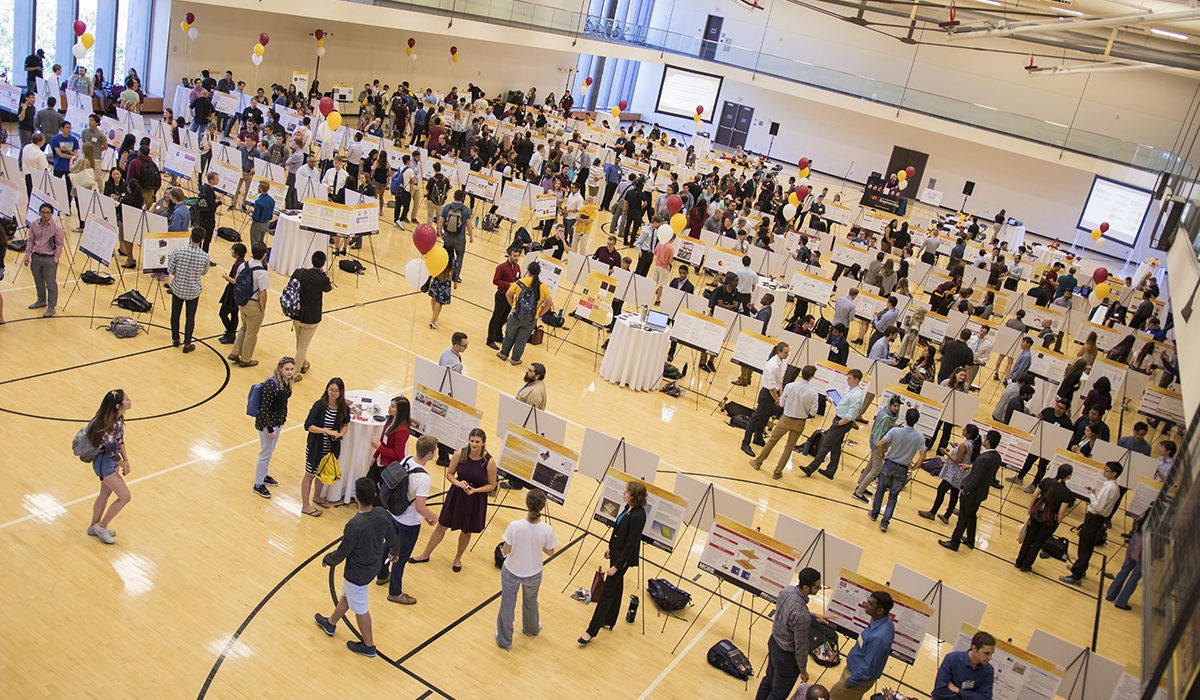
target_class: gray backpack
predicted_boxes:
[72,422,101,463]
[108,316,144,338]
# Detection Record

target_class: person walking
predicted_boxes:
[918,424,981,524]
[289,251,332,382]
[438,189,474,283]
[579,480,646,645]
[497,261,552,366]
[217,244,247,345]
[801,369,865,479]
[24,202,65,318]
[85,389,134,545]
[868,408,927,533]
[756,567,826,700]
[740,342,789,455]
[167,228,211,352]
[427,261,453,330]
[1013,464,1075,573]
[410,428,498,571]
[852,396,902,503]
[301,377,349,517]
[1106,511,1146,610]
[251,357,294,498]
[829,591,895,700]
[750,365,819,479]
[378,435,439,605]
[195,171,220,253]
[315,477,401,658]
[939,430,1003,551]
[228,242,269,365]
[496,489,558,650]
[487,246,522,349]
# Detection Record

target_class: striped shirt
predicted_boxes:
[167,243,211,300]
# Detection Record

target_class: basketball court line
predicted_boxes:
[636,602,732,700]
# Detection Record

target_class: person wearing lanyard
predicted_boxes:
[740,342,789,457]
[24,202,66,317]
[868,408,927,532]
[801,369,865,479]
[1061,462,1123,585]
[487,247,522,350]
[751,365,820,479]
[578,481,646,645]
[829,591,895,700]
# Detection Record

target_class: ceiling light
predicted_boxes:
[977,0,1002,6]
[1056,8,1083,16]
[1151,27,1188,40]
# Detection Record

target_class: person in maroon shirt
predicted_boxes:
[425,116,446,153]
[593,235,622,271]
[487,246,522,349]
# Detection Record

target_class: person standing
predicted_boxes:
[290,251,332,382]
[410,428,498,571]
[1007,336,1034,384]
[251,357,294,498]
[578,481,647,645]
[85,389,134,545]
[829,591,895,700]
[378,435,439,605]
[438,189,474,283]
[1014,464,1075,573]
[564,182,584,244]
[601,156,622,209]
[229,242,270,366]
[17,92,36,147]
[516,362,548,410]
[868,408,927,532]
[741,342,789,456]
[1106,511,1146,610]
[852,396,902,503]
[24,202,65,318]
[938,329,976,384]
[487,246,522,350]
[427,263,453,330]
[751,365,819,479]
[439,332,469,373]
[496,489,558,650]
[802,369,865,479]
[195,171,220,253]
[166,228,211,352]
[497,261,552,366]
[918,424,981,524]
[301,377,349,516]
[249,180,275,250]
[932,631,995,700]
[50,121,80,207]
[939,430,1002,551]
[424,162,450,224]
[35,96,63,138]
[1061,462,1122,585]
[217,243,247,344]
[756,567,825,700]
[314,477,401,658]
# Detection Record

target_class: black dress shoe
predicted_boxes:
[487,341,500,350]
[938,540,959,551]
[740,444,755,457]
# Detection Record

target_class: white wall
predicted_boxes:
[1166,234,1198,421]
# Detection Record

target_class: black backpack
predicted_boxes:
[381,459,427,517]
[428,176,449,205]
[813,317,832,339]
[707,639,753,680]
[808,619,842,667]
[339,258,365,274]
[647,578,691,613]
[138,158,162,193]
[113,289,152,313]
[217,226,241,242]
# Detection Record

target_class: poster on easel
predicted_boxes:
[533,193,557,220]
[79,218,119,267]
[332,84,353,104]
[789,269,834,306]
[1138,386,1184,424]
[879,384,944,440]
[0,175,23,219]
[730,329,777,372]
[1109,663,1166,700]
[141,231,190,272]
[410,383,483,452]
[572,270,618,327]
[672,235,707,267]
[496,180,526,221]
[669,307,726,355]
[593,470,687,552]
[163,144,199,180]
[255,176,289,211]
[698,515,802,603]
[1054,448,1108,504]
[827,569,934,664]
[496,424,579,505]
[465,171,500,202]
[831,240,870,269]
[969,417,1033,469]
[952,623,1064,700]
[535,253,564,301]
[208,160,242,197]
[291,71,309,93]
[701,243,742,274]
[213,91,240,115]
[1126,477,1162,517]
[1028,344,1069,381]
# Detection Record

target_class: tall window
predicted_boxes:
[33,0,59,79]
[0,0,14,82]
[77,0,98,75]
[114,0,130,84]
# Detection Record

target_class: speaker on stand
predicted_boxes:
[962,180,975,211]
[767,121,779,159]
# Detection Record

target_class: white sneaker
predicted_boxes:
[90,525,116,544]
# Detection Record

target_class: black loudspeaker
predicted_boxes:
[768,121,780,136]
[963,181,975,196]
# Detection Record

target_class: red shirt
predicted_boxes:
[493,259,520,294]
[593,246,621,270]
[371,423,409,466]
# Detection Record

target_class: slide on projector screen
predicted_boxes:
[656,65,723,122]
[1077,176,1153,247]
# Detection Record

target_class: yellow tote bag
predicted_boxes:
[317,452,341,485]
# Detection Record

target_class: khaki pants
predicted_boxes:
[293,320,319,371]
[855,448,885,495]
[751,416,808,477]
[232,300,265,362]
[235,172,253,207]
[829,665,875,700]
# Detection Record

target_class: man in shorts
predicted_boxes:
[652,229,675,303]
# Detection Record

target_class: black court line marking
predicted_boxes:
[416,692,433,700]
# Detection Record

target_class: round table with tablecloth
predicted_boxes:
[324,390,390,504]
[598,313,669,391]
[268,213,329,277]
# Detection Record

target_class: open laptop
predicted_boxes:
[644,310,670,332]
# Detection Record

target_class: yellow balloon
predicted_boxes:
[253,43,265,56]
[326,111,342,131]
[670,213,687,234]
[798,168,809,179]
[897,171,906,181]
[181,21,190,32]
[1094,282,1111,298]
[693,114,701,123]
[452,54,460,63]
[1091,228,1102,240]
[81,33,94,49]
[405,46,412,56]
[611,106,620,117]
[316,38,324,47]
[424,245,449,276]
[788,192,800,207]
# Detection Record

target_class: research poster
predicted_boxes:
[79,218,119,267]
[730,329,777,373]
[141,231,190,272]
[496,180,526,221]
[702,244,742,275]
[593,470,687,552]
[535,254,564,301]
[1109,663,1166,700]
[672,235,707,267]
[919,311,950,344]
[698,515,802,603]
[533,193,557,219]
[880,384,945,440]
[953,623,1064,700]
[497,425,579,505]
[827,569,934,664]
[1139,386,1184,424]
[789,269,834,306]
[1055,448,1108,504]
[410,383,483,452]
[831,240,870,269]
[572,270,618,327]
[163,144,199,180]
[1028,345,1069,381]
[969,417,1033,470]
[669,307,727,355]
[465,171,500,202]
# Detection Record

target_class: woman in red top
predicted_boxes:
[686,200,708,238]
[368,396,411,486]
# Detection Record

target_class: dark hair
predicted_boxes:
[801,365,817,381]
[190,227,205,244]
[870,591,894,614]
[526,260,542,292]
[251,242,267,260]
[797,567,821,589]
[806,685,830,700]
[320,377,350,422]
[1054,463,1074,480]
[905,408,920,426]
[451,331,468,346]
[985,429,1002,449]
[354,477,377,504]
[971,630,996,649]
[1094,377,1111,394]
[526,489,547,521]
[384,396,410,438]
[848,368,863,381]
[312,250,327,268]
[1106,461,1124,478]
[231,243,247,259]
[529,362,546,380]
[1162,440,1177,457]
[87,389,126,447]
[961,424,981,462]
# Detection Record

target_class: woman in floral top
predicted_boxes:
[86,389,132,545]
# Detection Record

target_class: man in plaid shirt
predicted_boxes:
[167,228,211,353]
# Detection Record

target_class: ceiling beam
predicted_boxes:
[947,7,1200,40]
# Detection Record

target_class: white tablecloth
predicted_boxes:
[599,314,669,391]
[172,85,192,123]
[325,390,390,503]
[269,213,329,277]
[1037,247,1068,269]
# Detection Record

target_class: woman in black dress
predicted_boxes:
[579,481,647,645]
[301,377,348,517]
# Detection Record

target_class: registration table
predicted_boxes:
[269,213,329,277]
[324,390,390,504]
[598,313,669,391]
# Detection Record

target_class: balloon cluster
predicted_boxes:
[782,185,811,219]
[581,76,593,91]
[693,105,704,124]
[251,32,269,66]
[450,45,459,64]
[72,20,94,59]
[406,224,448,288]
[315,28,326,57]
[406,37,417,61]
[895,165,916,183]
[797,157,811,180]
[180,12,198,41]
[1089,270,1112,306]
[1089,221,1109,249]
[319,96,342,131]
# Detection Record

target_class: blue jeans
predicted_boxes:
[869,461,909,528]
[1106,556,1142,607]
[386,522,421,597]
[500,316,536,362]
[755,636,801,700]
[496,566,542,649]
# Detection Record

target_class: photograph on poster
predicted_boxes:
[410,383,483,452]
[698,515,802,602]
[496,425,579,504]
[593,470,687,552]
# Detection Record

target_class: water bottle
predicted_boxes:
[626,594,639,622]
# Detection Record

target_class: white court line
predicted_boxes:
[636,603,731,700]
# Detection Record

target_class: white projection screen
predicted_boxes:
[655,65,723,123]
[1076,175,1153,247]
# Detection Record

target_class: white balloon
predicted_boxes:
[251,54,263,66]
[187,27,198,40]
[404,257,430,291]
[657,223,674,244]
[782,203,797,219]
[1088,291,1100,307]
[316,46,326,57]
[410,53,418,61]
[73,44,86,59]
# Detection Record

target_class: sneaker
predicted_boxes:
[42,308,55,318]
[387,593,417,605]
[1006,475,1022,483]
[486,341,500,350]
[95,525,115,544]
[1059,575,1082,586]
[253,484,272,498]
[749,459,762,470]
[1023,483,1037,494]
[496,352,509,361]
[510,358,522,366]
[346,640,377,657]
[28,301,46,309]
[263,475,278,486]
[879,523,888,533]
[917,510,935,520]
[314,613,336,636]
[851,492,869,503]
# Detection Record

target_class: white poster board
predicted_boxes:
[78,218,120,267]
[951,623,1065,700]
[669,308,726,355]
[577,428,659,484]
[410,383,484,452]
[890,564,987,644]
[594,470,687,552]
[496,424,578,505]
[698,515,802,603]
[495,397,567,445]
[140,231,189,272]
[827,569,934,664]
[730,330,777,372]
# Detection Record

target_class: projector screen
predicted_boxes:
[655,65,723,123]
[1076,176,1153,247]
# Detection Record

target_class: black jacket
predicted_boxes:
[960,449,1002,503]
[293,267,332,324]
[304,399,346,469]
[608,505,646,572]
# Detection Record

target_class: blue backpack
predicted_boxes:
[246,377,276,417]
[512,280,538,321]
[232,261,259,307]
[390,166,409,196]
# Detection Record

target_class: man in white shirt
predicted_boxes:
[968,324,994,386]
[322,157,349,203]
[296,154,320,189]
[379,435,439,604]
[345,132,367,185]
[735,255,757,308]
[751,365,820,478]
[802,369,865,479]
[1061,461,1123,585]
[439,332,468,374]
[741,342,790,455]
[528,144,545,181]
[21,133,49,174]
[563,182,584,245]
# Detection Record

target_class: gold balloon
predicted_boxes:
[326,111,342,131]
[1094,282,1111,298]
[424,245,449,276]
[1091,228,1102,240]
[611,106,620,117]
[181,21,190,32]
[253,43,265,56]
[316,38,324,47]
[452,54,460,63]
[81,33,94,49]
[788,192,800,207]
[670,213,687,234]
[405,46,413,56]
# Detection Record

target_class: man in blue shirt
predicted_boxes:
[832,288,858,328]
[49,121,79,208]
[1117,422,1152,456]
[249,180,275,250]
[831,591,895,700]
[869,408,927,532]
[1006,336,1033,384]
[601,156,623,209]
[802,369,864,479]
[867,296,899,349]
[932,630,995,699]
[868,326,899,365]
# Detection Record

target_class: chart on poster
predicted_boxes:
[827,569,933,664]
[496,425,579,504]
[698,515,802,602]
[593,470,687,552]
[952,623,1064,700]
[410,384,483,452]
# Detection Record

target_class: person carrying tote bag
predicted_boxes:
[578,481,647,645]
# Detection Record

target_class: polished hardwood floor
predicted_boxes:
[0,189,1141,698]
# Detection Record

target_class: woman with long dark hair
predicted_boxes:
[411,427,498,570]
[1015,464,1075,572]
[370,395,411,472]
[579,480,647,645]
[918,423,981,524]
[86,389,133,544]
[1106,334,1136,364]
[252,357,295,498]
[302,377,349,516]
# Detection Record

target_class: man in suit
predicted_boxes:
[939,430,1003,551]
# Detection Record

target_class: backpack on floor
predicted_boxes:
[799,429,825,456]
[217,226,241,242]
[808,619,842,667]
[82,270,114,285]
[707,639,753,681]
[280,275,303,320]
[339,258,365,274]
[647,578,691,613]
[113,290,152,313]
[482,212,500,231]
[107,316,144,338]
[1042,535,1070,561]
[72,422,101,463]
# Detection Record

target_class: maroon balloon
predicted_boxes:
[449,46,458,55]
[1092,267,1109,285]
[666,194,683,215]
[259,32,270,46]
[318,96,334,117]
[797,157,810,170]
[73,20,86,36]
[1099,221,1109,233]
[407,37,416,48]
[618,100,627,111]
[314,29,324,40]
[184,12,195,24]
[413,223,437,254]
[905,166,915,178]
[695,105,703,115]
[796,185,810,201]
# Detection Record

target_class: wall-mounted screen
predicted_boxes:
[655,65,723,123]
[1077,175,1153,247]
